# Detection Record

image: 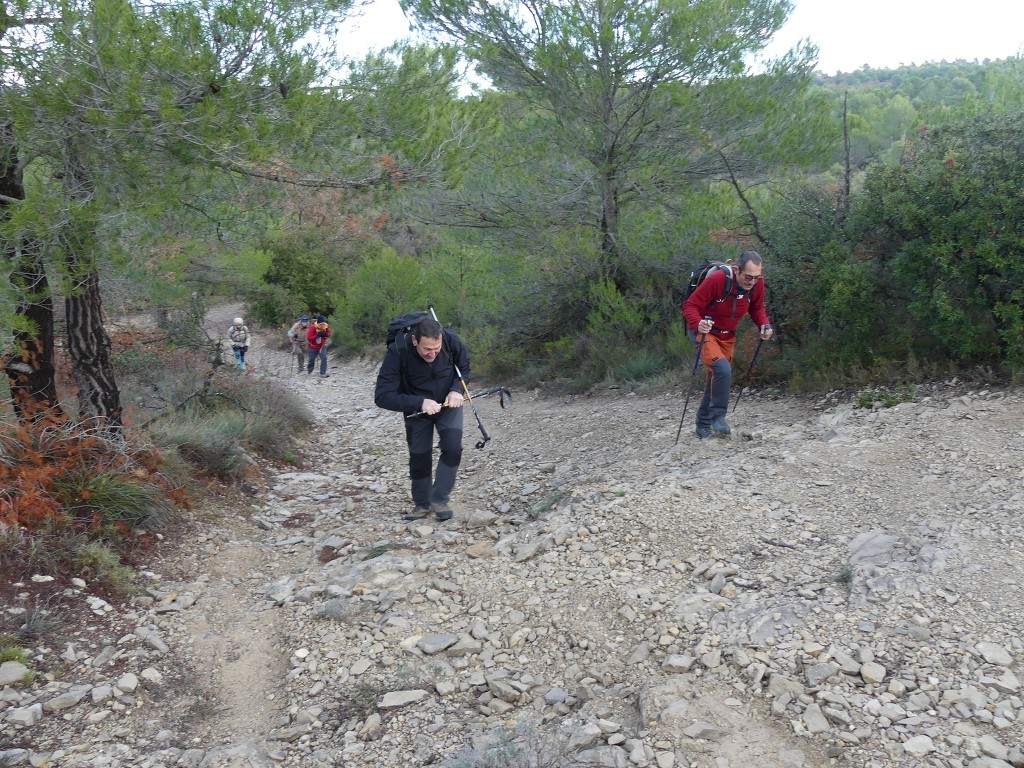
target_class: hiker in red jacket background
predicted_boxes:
[306,315,332,377]
[682,250,773,439]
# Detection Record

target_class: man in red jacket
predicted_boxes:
[306,315,332,377]
[682,250,774,439]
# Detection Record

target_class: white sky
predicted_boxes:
[763,0,1024,75]
[337,0,1024,76]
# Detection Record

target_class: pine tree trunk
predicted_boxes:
[1,121,64,422]
[61,152,123,433]
[65,265,123,432]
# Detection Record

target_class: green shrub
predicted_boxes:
[0,635,29,664]
[113,344,164,377]
[854,385,916,409]
[612,352,669,382]
[54,469,176,529]
[16,604,64,640]
[334,252,436,350]
[156,293,209,350]
[150,369,312,472]
[245,283,303,327]
[73,541,136,593]
[0,522,86,576]
[151,413,249,478]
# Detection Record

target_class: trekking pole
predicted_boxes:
[428,305,492,449]
[731,324,772,414]
[674,316,712,446]
[405,386,513,418]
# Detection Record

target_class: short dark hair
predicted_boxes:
[414,317,442,341]
[738,250,762,271]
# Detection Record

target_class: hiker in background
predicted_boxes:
[287,315,310,373]
[228,317,251,372]
[374,316,470,522]
[682,250,773,439]
[306,315,331,377]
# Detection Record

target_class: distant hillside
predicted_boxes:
[812,58,1019,106]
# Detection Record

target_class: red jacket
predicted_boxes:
[306,322,331,350]
[682,267,769,336]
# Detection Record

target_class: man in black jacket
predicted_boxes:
[374,317,469,521]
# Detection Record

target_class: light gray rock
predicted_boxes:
[860,661,886,685]
[767,673,805,699]
[378,689,429,709]
[903,735,935,757]
[976,642,1013,667]
[43,686,90,712]
[576,745,629,768]
[417,633,459,655]
[801,703,830,734]
[661,655,696,673]
[0,661,30,686]
[682,721,723,740]
[566,723,603,751]
[115,672,139,693]
[0,749,29,765]
[804,662,838,687]
[5,703,42,726]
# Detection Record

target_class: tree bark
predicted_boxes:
[62,154,123,433]
[64,258,123,432]
[1,121,64,422]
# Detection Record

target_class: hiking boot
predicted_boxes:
[431,502,454,521]
[711,416,731,436]
[407,505,431,520]
[695,425,712,439]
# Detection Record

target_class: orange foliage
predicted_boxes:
[0,420,186,531]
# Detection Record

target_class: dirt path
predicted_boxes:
[5,312,1023,768]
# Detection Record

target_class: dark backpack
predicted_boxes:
[681,260,734,306]
[386,311,430,350]
[387,311,446,393]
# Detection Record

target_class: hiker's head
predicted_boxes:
[315,315,326,323]
[233,317,244,327]
[412,318,443,362]
[736,250,763,287]
[299,315,309,327]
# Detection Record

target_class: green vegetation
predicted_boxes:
[854,386,916,410]
[0,635,29,664]
[2,2,1023,624]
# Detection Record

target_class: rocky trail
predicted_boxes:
[2,312,1023,768]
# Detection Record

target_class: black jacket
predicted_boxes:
[374,330,470,414]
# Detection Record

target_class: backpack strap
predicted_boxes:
[395,334,411,395]
[722,265,734,302]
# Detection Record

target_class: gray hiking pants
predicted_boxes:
[405,407,464,508]
[696,357,732,427]
[688,328,734,427]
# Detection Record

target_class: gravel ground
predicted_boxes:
[2,314,1022,768]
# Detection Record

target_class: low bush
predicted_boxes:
[854,384,916,409]
[73,541,137,592]
[151,413,249,479]
[612,352,669,382]
[0,634,28,664]
[0,420,182,593]
[148,368,313,474]
[0,421,184,532]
